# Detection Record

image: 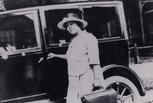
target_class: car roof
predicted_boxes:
[0,1,123,14]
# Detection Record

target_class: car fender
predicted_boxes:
[102,64,145,96]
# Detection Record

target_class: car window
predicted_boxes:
[44,9,80,46]
[44,5,123,47]
[84,7,122,39]
[0,11,41,55]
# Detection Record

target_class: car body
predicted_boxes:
[0,1,145,103]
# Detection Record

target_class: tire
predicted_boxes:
[104,76,140,103]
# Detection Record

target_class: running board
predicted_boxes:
[0,93,47,103]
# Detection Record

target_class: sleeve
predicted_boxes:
[86,35,100,65]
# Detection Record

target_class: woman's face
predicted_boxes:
[65,21,81,35]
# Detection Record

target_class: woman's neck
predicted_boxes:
[71,30,83,39]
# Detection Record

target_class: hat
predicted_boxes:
[57,13,88,30]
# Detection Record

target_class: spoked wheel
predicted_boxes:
[104,76,140,103]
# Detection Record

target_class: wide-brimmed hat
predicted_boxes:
[57,13,88,30]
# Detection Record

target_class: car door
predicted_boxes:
[0,9,44,102]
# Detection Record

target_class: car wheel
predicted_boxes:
[104,76,140,103]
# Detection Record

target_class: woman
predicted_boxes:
[47,13,104,103]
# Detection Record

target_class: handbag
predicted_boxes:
[81,89,117,103]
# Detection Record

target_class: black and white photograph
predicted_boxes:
[0,0,153,103]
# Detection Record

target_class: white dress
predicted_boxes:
[66,31,100,103]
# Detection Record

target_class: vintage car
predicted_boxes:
[0,1,145,103]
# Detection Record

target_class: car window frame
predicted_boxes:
[39,1,128,49]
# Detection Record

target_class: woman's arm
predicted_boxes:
[47,52,66,60]
[90,64,105,88]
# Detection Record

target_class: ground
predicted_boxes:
[130,57,153,103]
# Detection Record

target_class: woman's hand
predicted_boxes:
[0,47,8,60]
[47,53,56,59]
[92,79,104,91]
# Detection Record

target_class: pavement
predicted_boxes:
[130,61,153,103]
[130,62,153,79]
